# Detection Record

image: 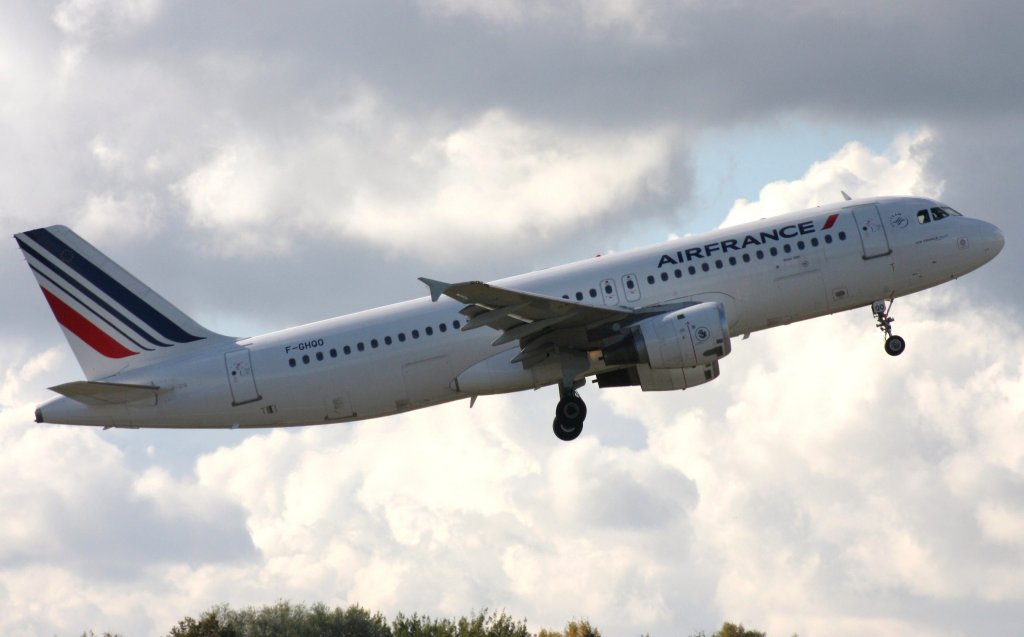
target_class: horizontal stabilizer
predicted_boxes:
[49,381,167,406]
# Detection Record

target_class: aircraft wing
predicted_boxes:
[420,278,640,367]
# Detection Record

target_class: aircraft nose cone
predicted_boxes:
[981,220,1005,257]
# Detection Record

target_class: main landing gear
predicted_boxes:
[553,383,587,441]
[872,299,905,357]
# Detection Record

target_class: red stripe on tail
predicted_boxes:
[40,287,138,359]
[822,213,839,230]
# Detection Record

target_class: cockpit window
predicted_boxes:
[930,206,963,221]
[919,206,963,223]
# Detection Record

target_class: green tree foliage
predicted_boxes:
[221,601,390,637]
[167,609,237,637]
[391,609,529,637]
[164,603,524,637]
[536,619,601,637]
[712,622,767,637]
[157,601,767,637]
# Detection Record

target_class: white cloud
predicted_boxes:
[598,290,1024,636]
[75,190,162,242]
[52,0,163,37]
[720,128,943,227]
[342,111,674,253]
[174,107,675,259]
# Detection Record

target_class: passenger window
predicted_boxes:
[385,336,393,345]
[426,326,433,336]
[589,289,597,298]
[344,345,351,355]
[398,333,406,342]
[439,323,447,333]
[604,283,613,293]
[661,272,669,281]
[783,244,792,253]
[742,253,750,263]
[329,348,337,358]
[756,250,764,259]
[729,256,736,266]
[646,275,655,284]
[453,320,461,329]
[289,358,296,368]
[302,354,310,364]
[316,352,324,361]
[412,330,419,339]
[370,339,378,349]
[811,237,819,247]
[797,240,805,250]
[702,263,710,272]
[688,265,696,275]
[674,269,682,278]
[825,235,833,244]
[575,292,584,300]
[625,279,635,289]
[770,247,778,256]
[838,231,847,240]
[357,342,365,351]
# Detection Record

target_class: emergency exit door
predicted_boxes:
[225,349,261,405]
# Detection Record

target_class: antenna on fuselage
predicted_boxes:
[841,190,853,201]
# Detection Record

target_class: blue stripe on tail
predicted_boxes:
[23,229,204,344]
[17,237,170,348]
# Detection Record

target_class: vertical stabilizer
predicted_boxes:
[14,225,231,379]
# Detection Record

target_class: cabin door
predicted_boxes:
[852,205,892,259]
[225,349,261,405]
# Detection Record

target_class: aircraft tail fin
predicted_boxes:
[14,225,231,380]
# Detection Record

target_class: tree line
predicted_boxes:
[77,601,769,637]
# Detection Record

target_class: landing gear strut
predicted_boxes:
[872,299,905,357]
[552,384,587,441]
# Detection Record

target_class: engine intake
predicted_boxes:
[602,302,731,369]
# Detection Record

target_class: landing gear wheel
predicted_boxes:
[552,393,587,441]
[873,299,906,357]
[884,335,906,357]
[553,417,582,441]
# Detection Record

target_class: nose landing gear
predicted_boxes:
[553,384,587,441]
[872,299,905,356]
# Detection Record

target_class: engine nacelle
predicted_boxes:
[602,302,731,370]
[596,361,720,391]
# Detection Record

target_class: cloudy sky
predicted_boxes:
[2,1,1022,635]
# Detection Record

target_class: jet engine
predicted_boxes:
[601,302,731,369]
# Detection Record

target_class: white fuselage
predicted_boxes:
[36,196,1004,428]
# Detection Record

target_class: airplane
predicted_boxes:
[15,194,1004,440]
